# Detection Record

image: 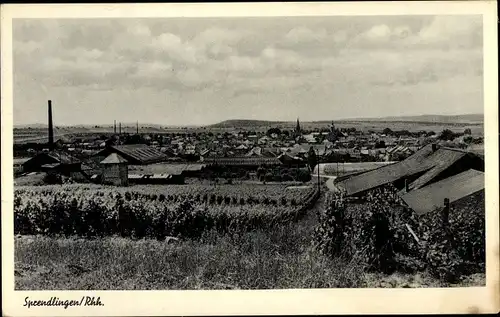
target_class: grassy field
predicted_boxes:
[14,233,483,290]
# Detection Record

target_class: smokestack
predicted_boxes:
[119,122,121,135]
[136,121,139,135]
[114,120,116,134]
[48,100,54,148]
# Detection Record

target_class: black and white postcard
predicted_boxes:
[1,1,498,315]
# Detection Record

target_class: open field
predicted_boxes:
[318,162,396,177]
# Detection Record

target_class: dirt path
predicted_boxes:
[311,168,339,193]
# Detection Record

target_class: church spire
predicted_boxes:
[295,117,301,137]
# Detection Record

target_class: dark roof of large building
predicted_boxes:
[202,156,282,166]
[400,169,484,215]
[338,144,479,196]
[408,148,467,190]
[98,144,168,164]
[23,150,81,166]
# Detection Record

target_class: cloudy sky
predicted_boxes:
[13,15,483,126]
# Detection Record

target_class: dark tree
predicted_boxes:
[375,140,386,148]
[439,129,456,141]
[267,127,281,136]
[307,146,318,171]
[464,128,472,135]
[382,128,393,135]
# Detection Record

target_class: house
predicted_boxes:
[303,134,317,144]
[201,156,282,169]
[100,153,128,186]
[22,150,82,176]
[277,152,306,167]
[258,136,270,145]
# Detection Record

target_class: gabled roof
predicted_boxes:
[235,144,248,150]
[100,153,128,164]
[246,147,262,157]
[104,144,168,164]
[23,150,81,166]
[340,145,482,196]
[338,144,437,196]
[408,149,467,190]
[401,169,484,215]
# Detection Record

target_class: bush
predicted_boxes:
[314,186,485,282]
[43,173,62,185]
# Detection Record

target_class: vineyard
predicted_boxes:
[14,184,320,240]
[313,185,485,283]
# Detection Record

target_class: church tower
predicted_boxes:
[328,121,338,142]
[295,118,302,137]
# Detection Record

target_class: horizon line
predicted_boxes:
[13,112,485,128]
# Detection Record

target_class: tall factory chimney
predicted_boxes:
[48,100,54,148]
[136,121,139,134]
[119,122,121,135]
[114,120,116,134]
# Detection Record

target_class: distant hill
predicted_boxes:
[209,119,290,128]
[15,114,483,130]
[209,114,483,129]
[345,114,484,124]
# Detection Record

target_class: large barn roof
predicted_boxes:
[103,144,168,164]
[23,150,81,166]
[408,148,467,190]
[338,144,435,196]
[202,156,282,166]
[338,144,479,196]
[400,169,484,215]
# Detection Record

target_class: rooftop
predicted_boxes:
[107,144,168,164]
[338,144,480,196]
[400,169,484,215]
[100,153,128,165]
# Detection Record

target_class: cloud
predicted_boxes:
[283,26,328,44]
[12,16,483,109]
[349,15,482,50]
[416,15,482,48]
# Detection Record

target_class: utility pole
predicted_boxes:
[136,121,139,135]
[316,149,321,194]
